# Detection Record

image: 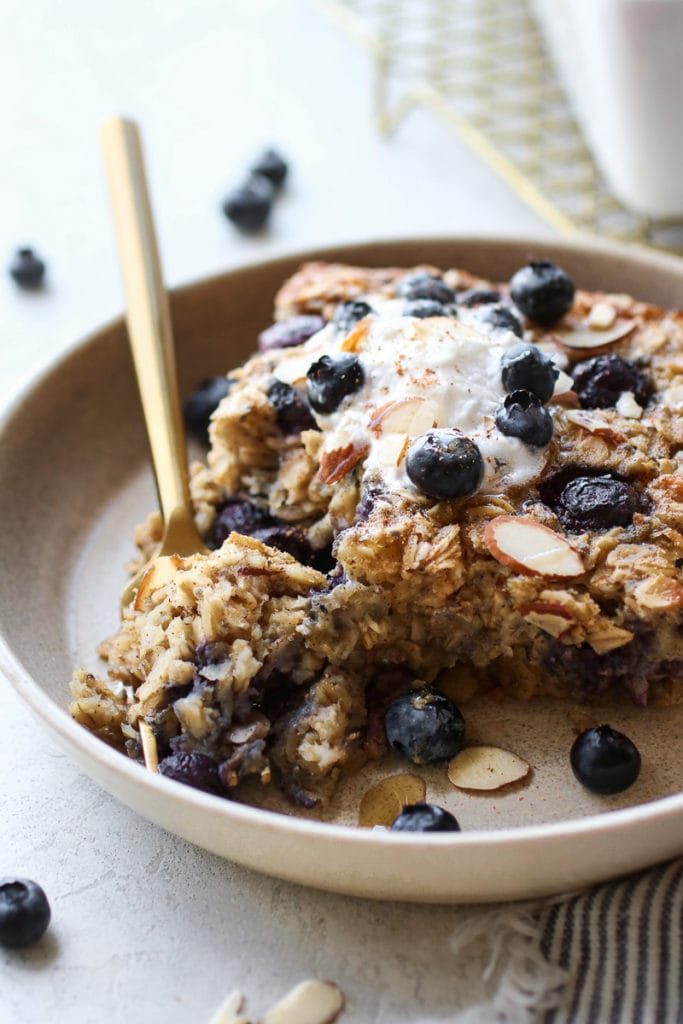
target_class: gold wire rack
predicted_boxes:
[316,0,683,253]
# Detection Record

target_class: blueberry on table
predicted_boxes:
[500,342,558,403]
[385,688,466,764]
[402,298,453,319]
[391,803,461,833]
[9,247,46,289]
[158,751,224,795]
[306,353,364,413]
[258,314,325,351]
[553,475,640,532]
[396,271,456,305]
[183,376,233,444]
[333,299,373,334]
[0,879,51,949]
[571,354,650,410]
[509,259,575,326]
[250,148,288,188]
[570,725,641,795]
[477,303,523,338]
[495,390,554,447]
[268,380,318,434]
[406,430,483,501]
[222,173,274,232]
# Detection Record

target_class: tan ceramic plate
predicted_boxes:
[2,237,683,903]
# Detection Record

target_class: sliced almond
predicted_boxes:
[368,396,442,436]
[373,433,409,469]
[587,302,617,330]
[484,516,585,578]
[552,368,575,396]
[518,600,573,638]
[556,318,636,351]
[340,319,369,352]
[358,773,426,828]
[260,981,344,1024]
[318,442,368,485]
[633,575,683,611]
[564,409,627,443]
[448,745,530,791]
[210,990,249,1024]
[586,621,634,655]
[138,720,159,773]
[133,554,182,611]
[274,353,316,386]
[615,391,643,419]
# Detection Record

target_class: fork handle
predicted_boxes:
[101,116,191,526]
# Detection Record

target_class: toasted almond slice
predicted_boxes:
[260,981,344,1024]
[518,600,573,638]
[358,774,426,828]
[210,990,249,1024]
[633,575,683,611]
[615,391,643,419]
[368,396,442,436]
[587,302,617,329]
[133,554,182,611]
[447,746,530,791]
[556,318,636,351]
[340,319,369,352]
[373,433,409,469]
[484,516,585,578]
[564,409,627,443]
[319,442,368,485]
[274,353,315,386]
[138,721,159,773]
[552,368,575,396]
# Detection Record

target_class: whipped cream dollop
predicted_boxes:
[274,298,561,496]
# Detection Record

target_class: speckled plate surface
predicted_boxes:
[2,236,683,903]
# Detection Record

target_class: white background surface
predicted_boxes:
[0,2,549,1021]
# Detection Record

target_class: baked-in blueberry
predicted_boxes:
[509,259,575,325]
[402,298,453,319]
[333,300,373,333]
[184,376,233,444]
[553,475,640,532]
[572,354,650,409]
[390,803,461,833]
[258,315,325,351]
[456,286,501,307]
[396,271,455,305]
[477,303,523,338]
[495,390,553,447]
[250,148,288,187]
[207,499,275,549]
[158,751,224,795]
[570,725,641,794]
[9,247,46,289]
[0,879,51,949]
[267,379,318,434]
[385,688,465,764]
[251,524,313,564]
[306,353,364,413]
[406,430,483,501]
[500,342,559,402]
[222,174,274,232]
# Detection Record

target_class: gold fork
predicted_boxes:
[101,117,207,614]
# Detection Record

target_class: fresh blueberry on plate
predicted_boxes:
[406,430,484,500]
[570,725,641,794]
[396,271,455,305]
[500,342,558,402]
[495,389,554,447]
[402,298,453,319]
[509,259,575,326]
[306,353,364,413]
[0,879,51,949]
[477,303,524,338]
[268,379,318,434]
[333,299,373,334]
[390,803,461,833]
[384,688,466,764]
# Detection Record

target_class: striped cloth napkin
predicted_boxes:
[419,857,683,1024]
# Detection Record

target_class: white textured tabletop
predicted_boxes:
[0,2,549,1021]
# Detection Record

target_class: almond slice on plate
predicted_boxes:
[133,554,182,611]
[358,774,426,828]
[368,396,442,436]
[484,516,585,578]
[447,746,530,791]
[260,981,344,1024]
[555,318,636,351]
[319,442,368,485]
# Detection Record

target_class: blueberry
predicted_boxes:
[570,725,641,794]
[306,353,364,413]
[9,247,46,289]
[251,524,313,564]
[509,259,575,325]
[500,342,559,402]
[402,298,453,319]
[0,879,51,949]
[553,474,640,532]
[158,751,223,795]
[250,148,288,188]
[390,803,461,833]
[572,354,650,410]
[207,499,275,549]
[385,688,465,764]
[258,315,325,351]
[457,286,502,307]
[183,376,233,444]
[396,271,455,305]
[477,304,523,338]
[333,300,373,333]
[406,430,483,500]
[267,380,318,434]
[495,390,553,447]
[222,174,274,232]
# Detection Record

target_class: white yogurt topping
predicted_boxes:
[274,300,561,497]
